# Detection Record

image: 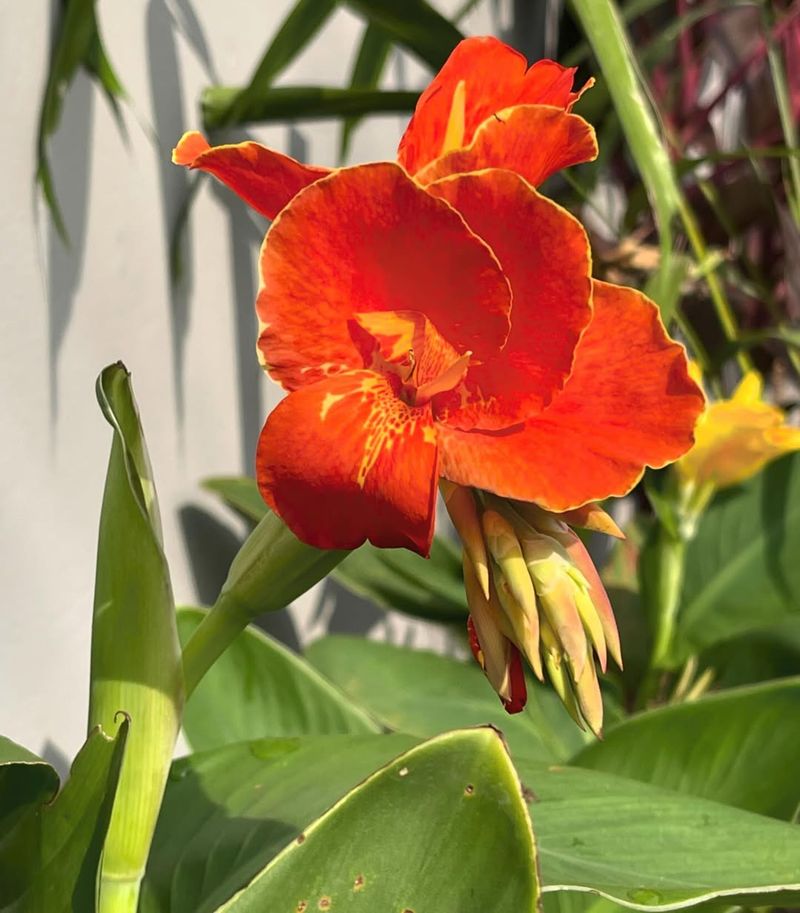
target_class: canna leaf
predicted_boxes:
[90,363,183,911]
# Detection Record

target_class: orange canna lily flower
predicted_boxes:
[172,36,597,220]
[173,36,705,721]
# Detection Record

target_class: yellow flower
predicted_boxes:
[676,370,800,527]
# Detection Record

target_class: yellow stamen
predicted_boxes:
[440,79,466,156]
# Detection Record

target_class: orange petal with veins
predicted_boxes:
[257,370,439,556]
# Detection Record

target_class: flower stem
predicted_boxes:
[181,594,251,698]
[97,875,141,913]
[639,524,687,707]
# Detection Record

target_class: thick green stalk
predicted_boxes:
[182,511,348,697]
[639,523,687,706]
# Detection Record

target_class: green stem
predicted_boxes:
[676,194,752,374]
[639,525,687,707]
[181,594,251,698]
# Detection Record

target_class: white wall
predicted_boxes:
[0,0,499,769]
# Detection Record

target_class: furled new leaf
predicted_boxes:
[89,363,183,910]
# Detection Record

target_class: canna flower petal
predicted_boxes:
[397,36,589,175]
[256,163,512,390]
[256,370,439,556]
[438,280,705,510]
[428,169,592,428]
[172,131,330,220]
[676,370,800,490]
[414,105,598,189]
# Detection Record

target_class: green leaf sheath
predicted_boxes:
[90,363,183,912]
[0,723,129,912]
[177,608,378,753]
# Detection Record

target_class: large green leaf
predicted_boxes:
[343,0,462,71]
[216,729,537,912]
[676,452,800,664]
[0,721,128,912]
[306,636,590,761]
[202,86,418,131]
[144,733,800,913]
[204,475,468,622]
[143,731,537,913]
[519,759,800,909]
[177,607,378,752]
[572,678,800,819]
[90,363,183,908]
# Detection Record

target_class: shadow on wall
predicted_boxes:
[45,73,94,430]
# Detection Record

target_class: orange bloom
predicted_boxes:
[173,36,596,219]
[173,36,704,718]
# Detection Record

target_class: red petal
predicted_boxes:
[503,646,528,714]
[257,370,439,555]
[258,163,511,390]
[172,131,330,220]
[415,105,598,188]
[428,170,592,429]
[397,36,586,174]
[438,280,705,509]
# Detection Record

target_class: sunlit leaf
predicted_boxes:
[177,607,378,752]
[90,363,183,909]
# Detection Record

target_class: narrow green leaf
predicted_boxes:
[0,721,129,912]
[572,678,800,819]
[36,0,125,240]
[90,363,183,911]
[203,475,268,523]
[568,0,680,315]
[306,635,591,761]
[343,0,462,71]
[676,452,800,664]
[216,0,338,128]
[215,729,538,913]
[339,22,394,161]
[202,85,419,131]
[177,607,378,752]
[519,759,800,909]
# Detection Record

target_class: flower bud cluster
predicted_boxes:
[442,481,623,736]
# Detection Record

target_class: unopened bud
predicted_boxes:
[482,510,537,618]
[441,480,490,599]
